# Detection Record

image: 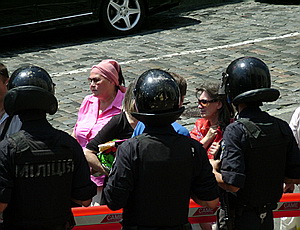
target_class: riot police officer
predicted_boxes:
[0,65,97,230]
[104,69,219,230]
[212,57,300,230]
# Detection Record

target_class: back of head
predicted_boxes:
[122,83,136,114]
[219,56,279,105]
[170,72,187,97]
[131,69,184,127]
[4,65,58,116]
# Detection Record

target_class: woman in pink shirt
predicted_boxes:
[72,59,126,206]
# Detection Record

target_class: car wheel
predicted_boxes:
[100,0,146,35]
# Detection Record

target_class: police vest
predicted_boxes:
[3,130,74,229]
[234,117,290,207]
[122,134,196,227]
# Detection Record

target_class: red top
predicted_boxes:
[190,118,223,159]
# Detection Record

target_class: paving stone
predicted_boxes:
[0,0,299,134]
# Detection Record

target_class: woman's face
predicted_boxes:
[198,91,222,120]
[0,76,8,102]
[88,72,116,98]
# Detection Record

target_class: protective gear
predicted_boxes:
[219,57,279,105]
[4,65,58,116]
[3,130,74,229]
[106,129,215,226]
[131,69,184,127]
[234,117,288,207]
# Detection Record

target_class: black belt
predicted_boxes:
[231,202,277,219]
[237,203,277,213]
[122,223,192,230]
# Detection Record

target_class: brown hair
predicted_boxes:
[122,83,136,113]
[196,82,234,130]
[170,72,187,97]
[0,63,9,82]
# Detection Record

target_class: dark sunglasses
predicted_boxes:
[198,99,218,107]
[195,88,219,107]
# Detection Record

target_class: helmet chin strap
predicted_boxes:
[235,104,247,114]
[218,72,229,96]
[235,105,240,114]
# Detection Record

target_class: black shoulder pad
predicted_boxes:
[8,130,30,153]
[236,118,262,139]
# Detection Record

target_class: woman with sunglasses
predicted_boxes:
[72,59,126,206]
[190,83,233,230]
[190,83,234,160]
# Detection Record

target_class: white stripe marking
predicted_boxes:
[52,32,300,77]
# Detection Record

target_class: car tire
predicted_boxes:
[100,0,146,36]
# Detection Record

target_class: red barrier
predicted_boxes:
[72,193,300,230]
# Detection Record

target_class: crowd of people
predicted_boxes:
[0,56,300,230]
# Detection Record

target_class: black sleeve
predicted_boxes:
[103,139,136,210]
[68,136,97,201]
[0,140,14,203]
[86,114,122,151]
[219,123,246,188]
[190,139,219,201]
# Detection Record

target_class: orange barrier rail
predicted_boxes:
[72,193,300,230]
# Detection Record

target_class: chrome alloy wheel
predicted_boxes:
[107,0,142,32]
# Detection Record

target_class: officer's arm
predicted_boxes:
[284,177,300,184]
[84,148,108,175]
[71,198,92,207]
[213,169,240,193]
[192,196,219,209]
[0,203,8,212]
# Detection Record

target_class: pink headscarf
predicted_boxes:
[90,59,126,93]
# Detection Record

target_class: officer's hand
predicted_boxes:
[283,183,294,193]
[208,141,220,156]
[91,168,97,175]
[209,159,221,172]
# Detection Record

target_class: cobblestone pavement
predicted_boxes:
[0,0,299,134]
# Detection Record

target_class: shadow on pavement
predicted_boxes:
[1,0,298,59]
[255,0,299,4]
[0,1,253,58]
[0,11,200,58]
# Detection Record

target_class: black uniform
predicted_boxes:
[104,125,219,229]
[218,107,300,230]
[0,113,97,230]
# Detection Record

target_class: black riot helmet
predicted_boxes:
[219,57,279,105]
[4,65,58,116]
[131,69,184,127]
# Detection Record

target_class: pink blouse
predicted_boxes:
[74,90,124,186]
